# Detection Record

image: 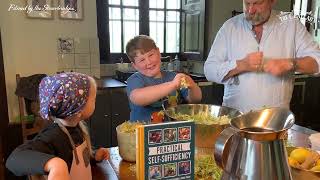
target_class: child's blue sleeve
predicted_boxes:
[126,74,145,97]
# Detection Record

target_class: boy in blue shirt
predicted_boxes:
[126,35,202,121]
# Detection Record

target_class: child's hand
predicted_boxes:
[173,73,187,89]
[95,148,110,161]
[173,73,196,90]
[182,75,197,89]
[44,157,70,180]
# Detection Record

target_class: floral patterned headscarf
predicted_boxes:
[39,72,91,120]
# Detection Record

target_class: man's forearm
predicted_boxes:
[222,59,247,81]
[295,56,319,74]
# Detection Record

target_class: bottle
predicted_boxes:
[167,57,174,71]
[173,55,180,71]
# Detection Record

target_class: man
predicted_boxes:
[204,0,320,113]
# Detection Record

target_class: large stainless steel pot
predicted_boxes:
[214,107,295,180]
[164,104,242,149]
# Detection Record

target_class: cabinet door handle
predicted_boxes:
[104,114,109,117]
[114,113,119,116]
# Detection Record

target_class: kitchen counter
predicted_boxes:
[92,124,319,180]
[96,77,127,89]
[115,69,209,83]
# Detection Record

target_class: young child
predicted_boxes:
[6,72,109,180]
[126,35,202,121]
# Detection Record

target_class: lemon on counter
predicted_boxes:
[290,148,311,163]
[310,165,320,172]
[288,157,300,168]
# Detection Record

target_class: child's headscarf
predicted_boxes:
[39,72,91,120]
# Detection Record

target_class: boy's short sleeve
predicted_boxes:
[126,73,145,96]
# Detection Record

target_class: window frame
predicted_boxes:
[97,0,183,64]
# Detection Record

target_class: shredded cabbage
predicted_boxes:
[172,112,231,125]
[195,155,223,180]
[180,77,189,89]
[117,121,143,133]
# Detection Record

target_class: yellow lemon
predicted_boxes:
[310,165,320,172]
[288,157,300,167]
[290,148,311,163]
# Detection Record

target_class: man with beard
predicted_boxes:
[204,0,320,113]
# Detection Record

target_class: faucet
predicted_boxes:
[119,57,124,64]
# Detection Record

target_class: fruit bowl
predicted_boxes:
[286,146,320,179]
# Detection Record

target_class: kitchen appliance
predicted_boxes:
[215,107,295,180]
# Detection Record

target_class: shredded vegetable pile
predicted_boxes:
[172,112,231,125]
[117,121,143,133]
[180,77,189,89]
[195,155,222,180]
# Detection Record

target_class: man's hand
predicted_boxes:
[263,59,293,76]
[44,157,70,180]
[239,52,264,72]
[95,148,110,161]
[223,51,263,81]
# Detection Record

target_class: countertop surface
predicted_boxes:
[92,124,319,180]
[96,77,127,89]
[94,72,318,90]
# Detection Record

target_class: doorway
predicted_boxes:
[0,29,9,180]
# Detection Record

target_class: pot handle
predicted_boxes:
[214,127,238,169]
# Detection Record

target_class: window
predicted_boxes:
[108,0,139,53]
[149,0,180,53]
[97,0,181,63]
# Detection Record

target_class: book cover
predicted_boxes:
[136,121,195,180]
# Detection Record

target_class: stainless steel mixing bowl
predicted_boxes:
[164,104,242,122]
[164,104,242,149]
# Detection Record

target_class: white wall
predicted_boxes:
[205,1,292,56]
[0,0,98,121]
[205,1,243,56]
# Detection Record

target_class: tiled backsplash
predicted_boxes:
[57,37,100,78]
[100,64,117,77]
[190,60,205,74]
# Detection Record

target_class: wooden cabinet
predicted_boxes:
[198,82,224,105]
[89,90,112,148]
[89,87,130,148]
[290,77,306,126]
[110,88,130,147]
[290,76,320,131]
[301,76,320,131]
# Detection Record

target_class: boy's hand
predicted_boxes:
[173,73,189,89]
[95,148,110,161]
[182,75,197,89]
[44,157,70,180]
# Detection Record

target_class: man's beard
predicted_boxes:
[245,13,269,25]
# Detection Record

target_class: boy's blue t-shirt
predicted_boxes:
[126,71,188,122]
